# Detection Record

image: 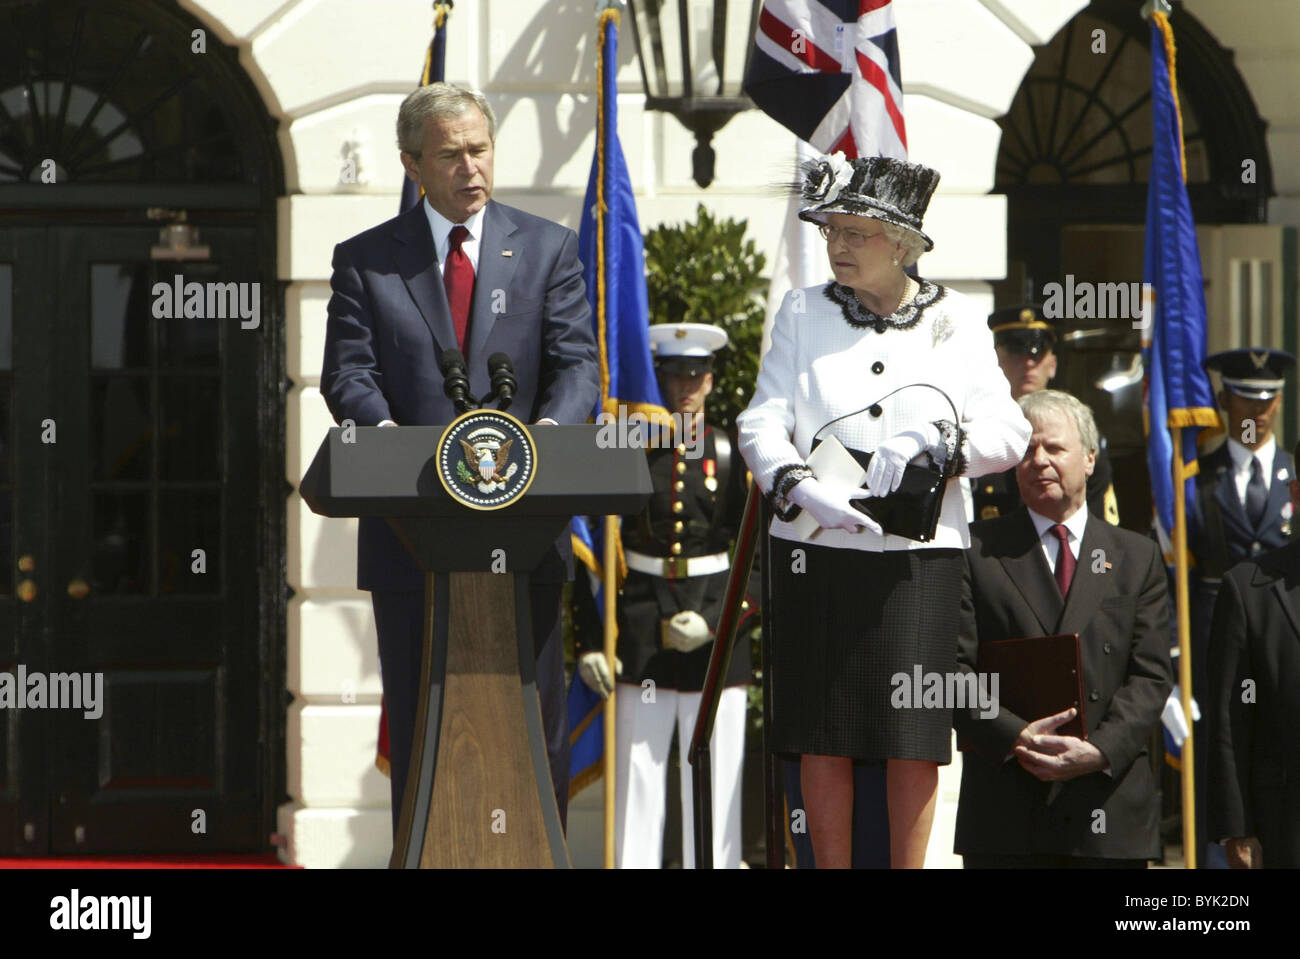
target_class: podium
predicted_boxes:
[300,420,651,867]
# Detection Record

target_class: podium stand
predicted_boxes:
[301,423,651,868]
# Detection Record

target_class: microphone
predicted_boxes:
[440,349,478,413]
[485,352,517,412]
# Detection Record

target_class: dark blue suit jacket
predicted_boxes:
[1191,443,1294,575]
[321,199,599,590]
[1186,441,1294,714]
[1208,540,1300,866]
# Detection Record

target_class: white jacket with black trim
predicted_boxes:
[736,280,1031,552]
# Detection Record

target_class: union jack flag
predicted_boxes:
[745,0,907,159]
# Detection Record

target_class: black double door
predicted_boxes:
[0,223,265,854]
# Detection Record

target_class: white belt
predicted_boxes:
[624,550,730,579]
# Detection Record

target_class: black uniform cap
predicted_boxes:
[1205,348,1296,400]
[988,304,1056,357]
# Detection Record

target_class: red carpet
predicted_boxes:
[0,853,299,869]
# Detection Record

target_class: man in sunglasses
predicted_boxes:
[972,304,1118,525]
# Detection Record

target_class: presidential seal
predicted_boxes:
[436,409,538,510]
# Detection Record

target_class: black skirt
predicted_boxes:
[768,538,963,763]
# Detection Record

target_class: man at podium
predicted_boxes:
[954,390,1171,867]
[320,82,598,833]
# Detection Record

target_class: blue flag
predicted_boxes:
[1141,13,1219,561]
[566,8,668,796]
[577,11,665,423]
[399,5,451,214]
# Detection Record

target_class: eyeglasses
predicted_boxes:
[818,225,884,248]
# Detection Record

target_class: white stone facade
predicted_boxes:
[172,0,1296,867]
[1182,0,1300,226]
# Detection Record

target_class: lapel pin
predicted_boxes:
[502,250,513,257]
[1277,468,1288,481]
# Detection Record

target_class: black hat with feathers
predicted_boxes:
[796,153,940,251]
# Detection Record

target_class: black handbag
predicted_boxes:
[809,384,961,543]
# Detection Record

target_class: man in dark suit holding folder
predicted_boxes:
[954,390,1172,867]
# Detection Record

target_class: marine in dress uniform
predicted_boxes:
[972,305,1119,525]
[573,323,755,868]
[1206,452,1300,868]
[1187,347,1296,864]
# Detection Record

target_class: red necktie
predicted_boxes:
[444,225,475,353]
[1050,524,1075,596]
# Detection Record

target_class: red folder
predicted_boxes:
[958,633,1086,750]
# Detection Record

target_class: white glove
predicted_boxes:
[664,611,713,653]
[578,651,622,699]
[865,427,939,496]
[789,477,881,534]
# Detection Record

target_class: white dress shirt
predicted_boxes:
[1225,435,1275,507]
[382,200,555,427]
[379,202,485,428]
[1026,502,1088,573]
[736,282,1031,552]
[424,199,484,275]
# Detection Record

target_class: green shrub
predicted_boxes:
[643,204,769,432]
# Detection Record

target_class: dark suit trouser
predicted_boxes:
[371,581,570,841]
[962,853,1147,869]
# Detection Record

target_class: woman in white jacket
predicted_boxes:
[737,154,1030,868]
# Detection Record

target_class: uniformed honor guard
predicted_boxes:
[1206,438,1300,869]
[1188,346,1296,864]
[573,322,755,868]
[972,304,1118,524]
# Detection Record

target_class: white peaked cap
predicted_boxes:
[649,323,729,358]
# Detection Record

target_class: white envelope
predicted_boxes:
[788,435,869,540]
